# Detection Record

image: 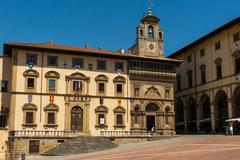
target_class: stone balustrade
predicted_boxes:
[100,131,152,137]
[9,130,78,138]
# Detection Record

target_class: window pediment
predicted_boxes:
[23,69,39,77]
[44,103,59,111]
[95,105,108,112]
[144,86,161,98]
[215,58,222,64]
[95,74,109,82]
[66,72,90,81]
[113,106,126,113]
[22,103,37,111]
[113,76,126,83]
[200,64,206,70]
[45,71,60,79]
[233,51,240,58]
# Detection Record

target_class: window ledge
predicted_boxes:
[95,124,108,129]
[44,124,58,128]
[22,124,37,128]
[114,125,126,129]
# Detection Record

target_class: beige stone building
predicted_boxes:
[169,17,240,134]
[0,7,180,158]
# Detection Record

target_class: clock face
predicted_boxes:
[149,43,154,50]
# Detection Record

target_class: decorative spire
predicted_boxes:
[148,0,152,15]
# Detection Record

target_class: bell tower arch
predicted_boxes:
[129,0,164,57]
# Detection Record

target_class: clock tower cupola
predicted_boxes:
[129,0,164,58]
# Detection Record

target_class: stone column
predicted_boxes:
[196,104,200,133]
[210,102,216,133]
[184,107,188,133]
[228,100,233,119]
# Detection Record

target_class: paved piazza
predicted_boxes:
[30,135,240,160]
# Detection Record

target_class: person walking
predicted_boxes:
[151,126,155,135]
[229,124,234,136]
[225,125,230,136]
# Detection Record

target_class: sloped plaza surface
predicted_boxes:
[29,135,240,160]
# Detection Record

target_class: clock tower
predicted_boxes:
[129,1,164,58]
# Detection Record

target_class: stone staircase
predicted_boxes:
[42,136,118,156]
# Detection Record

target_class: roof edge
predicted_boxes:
[168,16,240,58]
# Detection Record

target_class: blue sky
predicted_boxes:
[0,0,239,56]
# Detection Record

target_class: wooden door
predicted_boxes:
[71,106,83,131]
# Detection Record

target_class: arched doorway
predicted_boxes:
[215,90,228,133]
[145,102,160,131]
[232,86,240,134]
[199,94,211,133]
[71,106,83,131]
[175,100,184,133]
[187,97,197,133]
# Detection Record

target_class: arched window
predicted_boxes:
[148,26,154,38]
[187,70,193,87]
[165,107,171,125]
[140,29,143,37]
[215,58,222,79]
[145,103,160,112]
[134,105,140,124]
[22,103,38,128]
[44,103,59,128]
[159,32,163,40]
[233,51,240,73]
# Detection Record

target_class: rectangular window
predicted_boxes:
[26,112,34,124]
[27,78,35,88]
[116,84,123,93]
[97,60,106,70]
[216,65,222,79]
[188,73,193,87]
[116,114,123,125]
[200,49,205,57]
[48,79,56,91]
[215,41,221,50]
[115,62,124,72]
[47,56,58,66]
[98,114,105,125]
[1,80,8,92]
[29,140,40,154]
[72,58,84,69]
[0,115,7,127]
[73,81,82,92]
[233,32,240,42]
[26,54,37,65]
[47,112,55,124]
[187,55,192,62]
[98,83,105,93]
[201,70,206,83]
[236,58,240,73]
